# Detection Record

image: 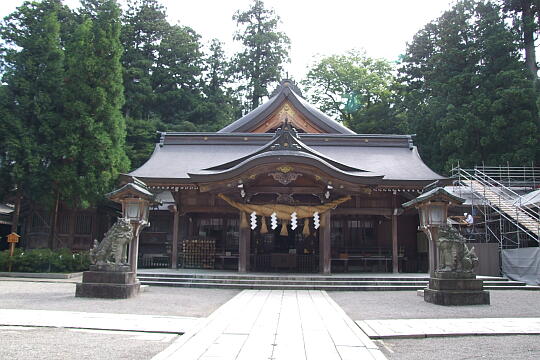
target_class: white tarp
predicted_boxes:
[513,189,540,208]
[501,247,540,285]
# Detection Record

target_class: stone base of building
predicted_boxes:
[424,271,490,306]
[75,268,140,299]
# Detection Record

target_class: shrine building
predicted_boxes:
[126,80,446,274]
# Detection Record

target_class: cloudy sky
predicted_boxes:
[0,0,455,79]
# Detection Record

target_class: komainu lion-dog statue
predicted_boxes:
[90,217,133,266]
[438,225,479,273]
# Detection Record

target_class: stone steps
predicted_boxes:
[138,272,511,281]
[137,273,538,291]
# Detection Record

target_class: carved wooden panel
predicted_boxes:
[268,171,303,185]
[250,101,325,134]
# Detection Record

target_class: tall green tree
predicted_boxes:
[500,0,540,80]
[302,50,402,133]
[121,0,169,120]
[399,0,539,171]
[73,0,130,198]
[195,39,239,131]
[152,24,204,126]
[120,0,213,168]
[232,0,290,111]
[0,0,67,243]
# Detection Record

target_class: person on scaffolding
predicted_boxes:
[464,212,474,239]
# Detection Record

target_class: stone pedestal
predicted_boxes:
[75,264,140,299]
[424,271,490,306]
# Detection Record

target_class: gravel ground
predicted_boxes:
[377,335,540,360]
[329,290,540,320]
[0,326,176,360]
[0,280,239,317]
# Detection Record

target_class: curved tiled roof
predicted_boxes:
[128,132,445,186]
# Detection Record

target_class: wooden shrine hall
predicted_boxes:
[126,80,445,274]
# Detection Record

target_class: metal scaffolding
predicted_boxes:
[451,165,540,249]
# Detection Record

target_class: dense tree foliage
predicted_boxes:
[121,0,169,121]
[232,0,290,111]
[302,50,403,134]
[67,0,130,205]
[399,0,539,172]
[120,0,240,168]
[0,0,129,242]
[0,0,67,205]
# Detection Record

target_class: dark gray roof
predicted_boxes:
[402,187,465,208]
[129,132,445,186]
[218,80,355,134]
[106,181,157,201]
[189,120,382,184]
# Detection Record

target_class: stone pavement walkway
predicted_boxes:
[0,309,199,334]
[153,289,386,360]
[357,317,540,339]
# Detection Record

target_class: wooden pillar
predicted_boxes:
[170,192,181,269]
[171,208,180,269]
[392,213,399,273]
[319,211,331,274]
[238,213,250,273]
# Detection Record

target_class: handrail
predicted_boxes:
[456,167,539,220]
[452,167,539,247]
[452,164,540,189]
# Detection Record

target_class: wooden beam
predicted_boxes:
[247,186,323,194]
[181,206,238,214]
[319,211,331,274]
[333,208,393,216]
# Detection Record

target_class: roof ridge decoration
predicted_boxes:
[270,79,304,98]
[269,119,302,151]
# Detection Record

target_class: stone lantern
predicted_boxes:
[76,177,158,299]
[106,177,157,273]
[403,187,463,276]
[404,186,490,305]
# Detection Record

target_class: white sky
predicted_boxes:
[0,0,455,80]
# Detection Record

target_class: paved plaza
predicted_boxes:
[1,278,540,359]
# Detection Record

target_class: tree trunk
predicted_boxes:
[48,190,60,249]
[10,189,22,234]
[522,1,538,80]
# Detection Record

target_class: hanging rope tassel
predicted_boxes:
[260,217,268,234]
[240,212,248,229]
[302,218,310,237]
[280,220,288,236]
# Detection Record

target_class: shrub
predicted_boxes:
[0,248,90,273]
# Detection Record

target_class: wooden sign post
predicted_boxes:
[6,233,20,272]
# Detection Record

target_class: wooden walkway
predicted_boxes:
[152,290,386,360]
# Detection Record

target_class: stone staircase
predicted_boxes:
[467,180,540,237]
[137,272,539,291]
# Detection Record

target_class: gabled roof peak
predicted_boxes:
[218,81,355,134]
[270,79,304,98]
